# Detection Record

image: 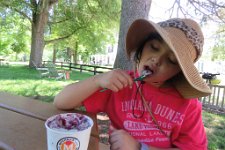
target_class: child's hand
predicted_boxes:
[94,69,133,92]
[109,125,140,150]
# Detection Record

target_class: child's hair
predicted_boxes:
[133,32,163,64]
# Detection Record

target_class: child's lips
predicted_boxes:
[133,66,153,81]
[134,70,152,81]
[142,70,152,76]
[143,65,154,75]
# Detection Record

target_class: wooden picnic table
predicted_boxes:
[0,92,110,150]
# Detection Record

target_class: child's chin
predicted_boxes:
[147,81,164,87]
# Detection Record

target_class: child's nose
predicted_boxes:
[151,57,161,66]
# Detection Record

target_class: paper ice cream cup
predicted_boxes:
[45,113,93,150]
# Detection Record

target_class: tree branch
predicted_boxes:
[189,0,225,23]
[44,26,84,45]
[20,0,33,8]
[166,0,180,18]
[96,0,120,21]
[167,0,225,23]
[45,12,95,45]
[207,0,225,8]
[0,1,32,23]
[48,17,71,25]
[49,0,58,7]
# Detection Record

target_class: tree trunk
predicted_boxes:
[73,50,77,64]
[53,44,57,63]
[73,42,78,64]
[113,0,152,70]
[29,21,45,67]
[29,0,58,67]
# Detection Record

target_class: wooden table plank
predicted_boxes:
[0,92,99,138]
[0,108,99,150]
[0,108,47,150]
[0,92,110,150]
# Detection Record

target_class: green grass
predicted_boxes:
[0,65,92,102]
[0,65,225,149]
[203,112,225,150]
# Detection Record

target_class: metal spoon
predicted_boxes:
[100,70,152,92]
[134,70,152,81]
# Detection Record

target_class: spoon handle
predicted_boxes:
[100,74,147,92]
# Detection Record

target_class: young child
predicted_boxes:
[54,18,211,150]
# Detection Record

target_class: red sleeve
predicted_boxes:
[172,99,208,150]
[82,89,111,113]
[83,70,133,113]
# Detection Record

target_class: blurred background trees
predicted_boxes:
[0,0,120,67]
[0,0,224,69]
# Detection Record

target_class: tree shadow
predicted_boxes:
[0,65,43,80]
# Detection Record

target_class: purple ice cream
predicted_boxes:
[47,113,91,131]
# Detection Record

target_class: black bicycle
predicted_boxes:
[200,72,220,84]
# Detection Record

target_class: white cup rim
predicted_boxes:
[45,113,94,134]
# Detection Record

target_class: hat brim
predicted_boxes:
[126,19,211,98]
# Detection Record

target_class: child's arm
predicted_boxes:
[54,69,133,110]
[109,126,180,150]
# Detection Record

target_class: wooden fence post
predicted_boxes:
[60,62,63,68]
[69,63,72,71]
[94,66,97,75]
[200,84,225,113]
[80,65,83,73]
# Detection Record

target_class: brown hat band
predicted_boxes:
[158,19,203,61]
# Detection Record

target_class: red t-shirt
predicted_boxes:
[83,77,207,149]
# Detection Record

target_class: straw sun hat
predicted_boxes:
[126,18,211,99]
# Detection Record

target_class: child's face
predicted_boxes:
[138,39,181,87]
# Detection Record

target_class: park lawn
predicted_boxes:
[0,65,92,102]
[0,65,224,150]
[203,112,225,150]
